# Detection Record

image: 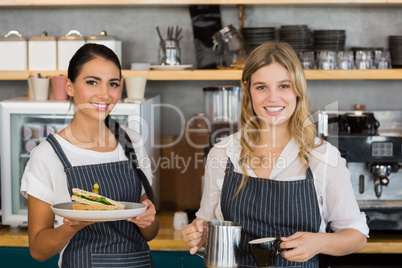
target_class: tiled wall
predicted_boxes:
[0,5,401,135]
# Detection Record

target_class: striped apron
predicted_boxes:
[46,134,151,268]
[221,159,321,268]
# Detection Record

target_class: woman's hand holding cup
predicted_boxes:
[181,218,207,254]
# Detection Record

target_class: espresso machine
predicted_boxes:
[318,110,402,231]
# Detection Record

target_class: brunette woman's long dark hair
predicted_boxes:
[68,43,155,203]
[104,115,155,204]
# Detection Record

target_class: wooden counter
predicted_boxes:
[1,212,402,254]
[0,212,187,251]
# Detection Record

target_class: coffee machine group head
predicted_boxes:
[368,163,400,198]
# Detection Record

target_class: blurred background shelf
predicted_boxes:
[1,69,401,81]
[1,0,402,7]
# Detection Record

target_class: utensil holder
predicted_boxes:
[159,40,181,66]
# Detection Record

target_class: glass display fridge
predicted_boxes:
[0,96,160,227]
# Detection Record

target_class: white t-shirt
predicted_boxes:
[196,132,369,237]
[20,128,153,267]
[20,127,153,228]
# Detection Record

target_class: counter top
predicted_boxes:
[0,212,187,251]
[1,212,402,253]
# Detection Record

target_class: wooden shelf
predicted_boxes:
[1,69,401,81]
[1,0,402,7]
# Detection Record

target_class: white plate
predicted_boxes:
[51,202,147,222]
[150,64,193,70]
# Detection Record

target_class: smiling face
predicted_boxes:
[249,62,297,130]
[66,56,122,122]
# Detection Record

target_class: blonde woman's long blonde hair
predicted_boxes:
[236,41,319,196]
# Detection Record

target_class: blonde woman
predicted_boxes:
[182,41,368,267]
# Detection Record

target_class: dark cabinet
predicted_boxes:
[0,247,59,267]
[0,247,204,268]
[151,251,204,268]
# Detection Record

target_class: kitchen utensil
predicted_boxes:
[336,50,354,70]
[0,30,27,71]
[150,64,192,70]
[299,51,316,69]
[279,25,313,53]
[51,202,147,221]
[212,25,248,69]
[159,40,181,66]
[125,76,147,100]
[156,26,183,66]
[28,31,57,70]
[173,211,188,230]
[375,50,392,69]
[249,237,285,268]
[57,30,85,70]
[130,63,151,70]
[317,50,336,70]
[31,77,50,100]
[243,27,276,53]
[196,221,242,268]
[51,75,68,101]
[355,50,373,70]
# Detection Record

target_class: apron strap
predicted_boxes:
[306,166,314,181]
[105,116,156,204]
[46,134,73,169]
[122,129,156,204]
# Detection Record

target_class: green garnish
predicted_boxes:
[80,195,113,205]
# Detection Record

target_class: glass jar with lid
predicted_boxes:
[212,25,248,69]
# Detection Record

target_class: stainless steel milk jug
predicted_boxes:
[197,221,242,268]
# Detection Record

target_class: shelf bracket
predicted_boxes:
[238,4,247,34]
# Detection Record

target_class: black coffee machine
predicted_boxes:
[318,110,402,230]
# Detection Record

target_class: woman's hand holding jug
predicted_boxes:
[182,219,207,254]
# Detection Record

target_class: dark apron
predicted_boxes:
[46,134,151,268]
[221,158,321,268]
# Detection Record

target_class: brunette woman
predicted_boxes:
[21,43,158,267]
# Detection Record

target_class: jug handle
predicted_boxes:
[195,247,204,259]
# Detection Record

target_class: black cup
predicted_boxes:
[249,237,284,267]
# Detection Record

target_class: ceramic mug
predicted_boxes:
[173,211,188,231]
[249,237,285,268]
[30,77,50,100]
[125,76,147,100]
[50,75,68,100]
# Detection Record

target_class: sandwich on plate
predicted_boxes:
[71,188,125,210]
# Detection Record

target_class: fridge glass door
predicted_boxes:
[10,113,72,216]
[10,113,129,217]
